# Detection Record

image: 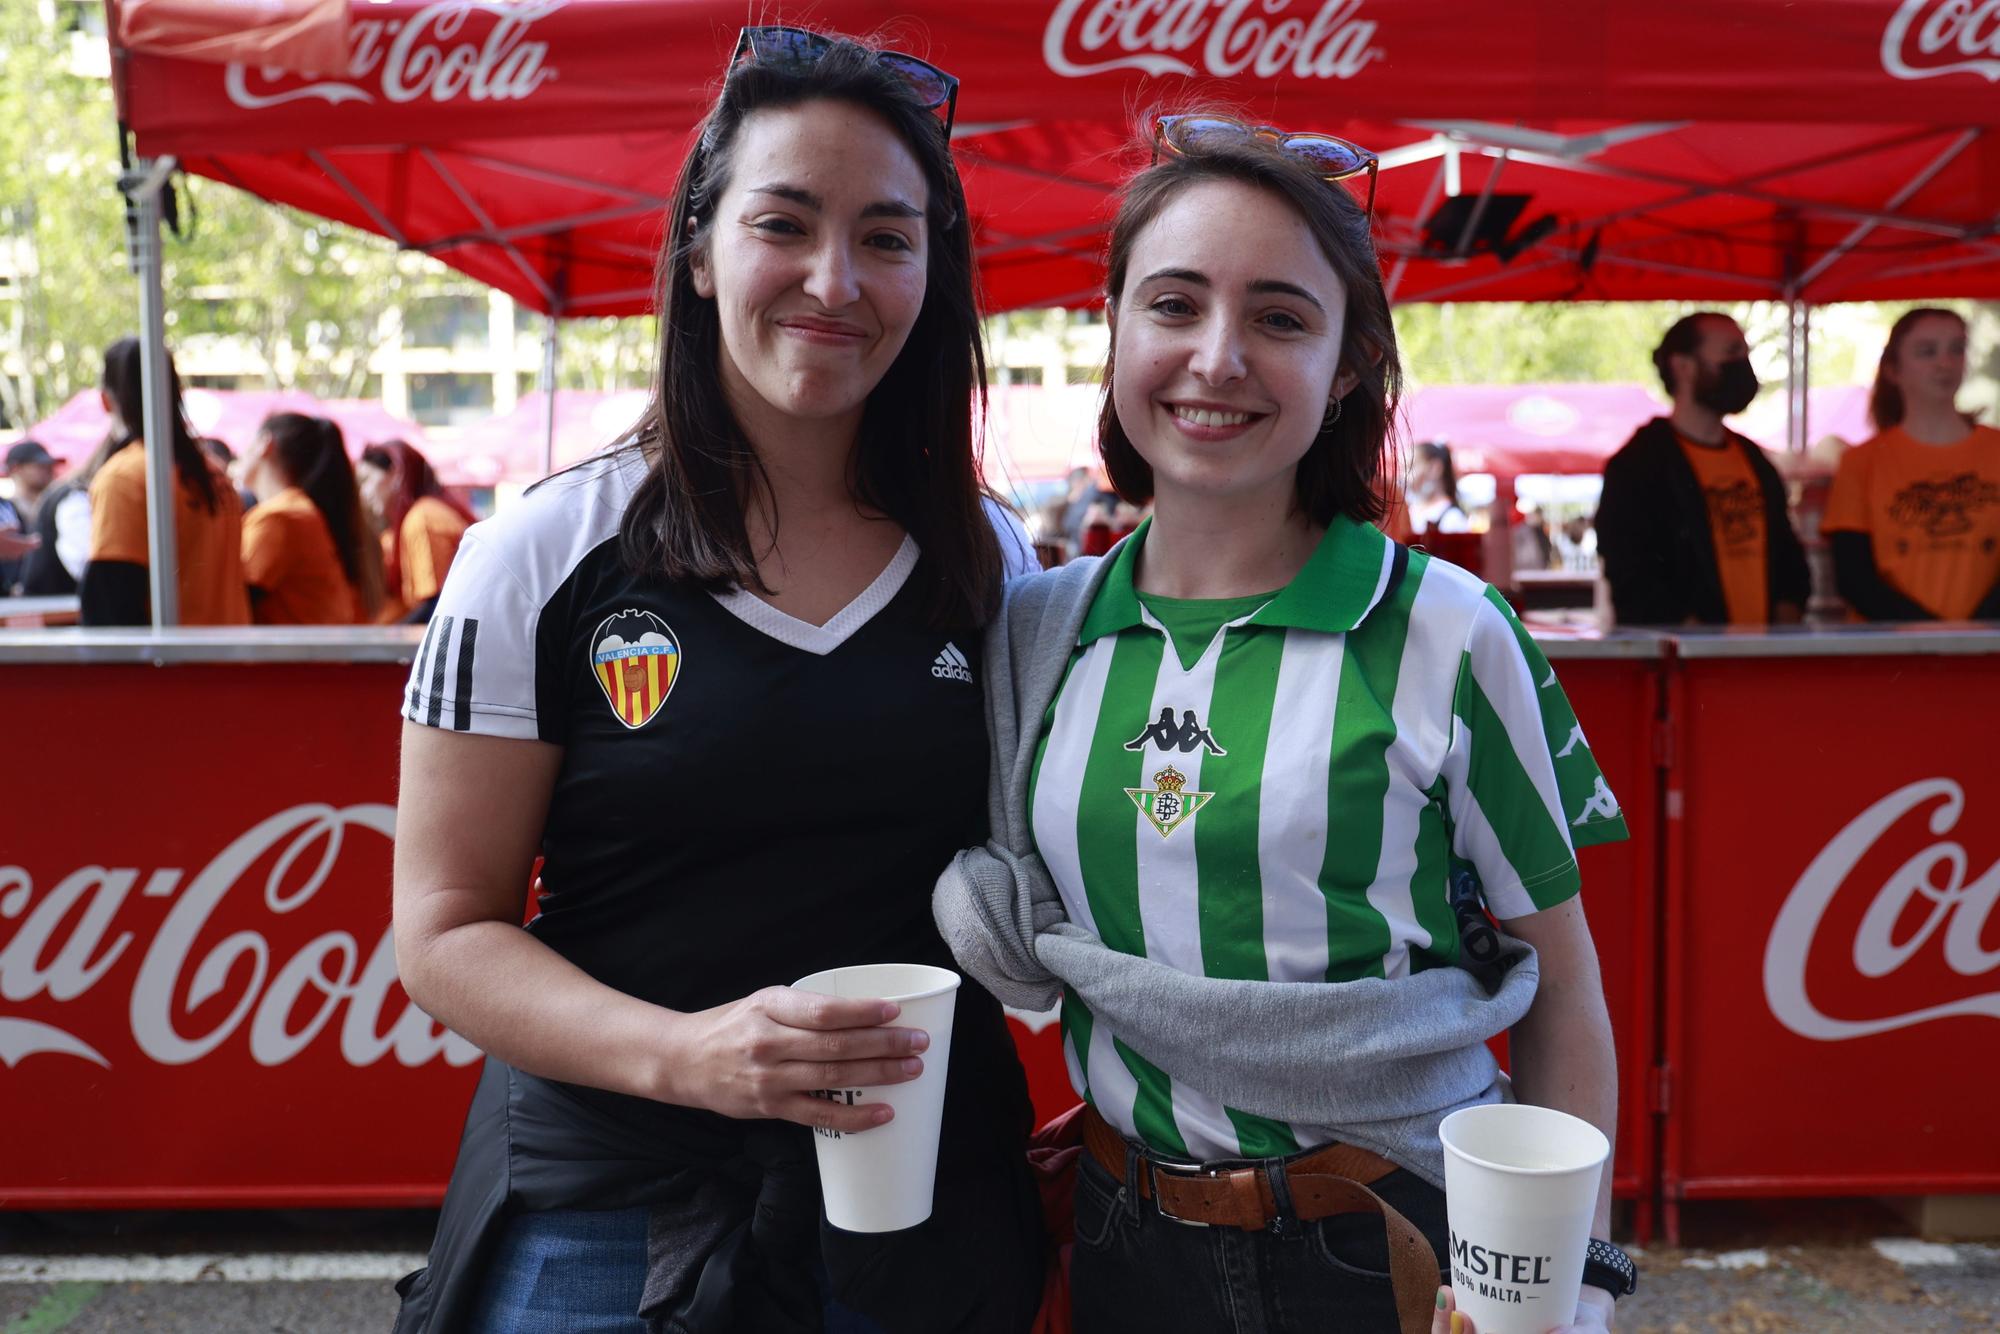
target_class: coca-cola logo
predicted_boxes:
[0,804,477,1070]
[1764,778,2000,1040]
[1882,0,2000,82]
[224,0,562,110]
[1043,0,1383,81]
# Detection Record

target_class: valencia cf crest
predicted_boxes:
[1126,765,1212,840]
[591,609,682,730]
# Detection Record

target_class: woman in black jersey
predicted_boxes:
[391,27,1042,1334]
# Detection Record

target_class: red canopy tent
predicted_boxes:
[111,0,2000,318]
[102,1,2000,617]
[1401,383,1670,478]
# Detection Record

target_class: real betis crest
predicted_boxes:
[1126,764,1213,839]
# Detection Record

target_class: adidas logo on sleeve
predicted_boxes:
[931,641,974,683]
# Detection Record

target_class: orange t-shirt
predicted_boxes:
[242,486,363,625]
[398,495,469,608]
[88,442,250,626]
[1823,424,2000,620]
[1676,431,1768,626]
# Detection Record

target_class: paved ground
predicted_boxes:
[0,1202,1993,1332]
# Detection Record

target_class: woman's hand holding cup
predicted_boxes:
[662,985,926,1133]
[1433,1286,1614,1333]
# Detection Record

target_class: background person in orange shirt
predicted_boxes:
[1596,312,1810,626]
[1826,308,2000,622]
[241,413,385,625]
[81,337,248,627]
[357,439,472,624]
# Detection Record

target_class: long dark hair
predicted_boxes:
[1096,112,1401,527]
[98,335,222,510]
[1415,440,1461,507]
[259,412,385,617]
[360,438,472,597]
[1869,306,1976,431]
[617,28,999,627]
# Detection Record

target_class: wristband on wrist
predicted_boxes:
[1582,1237,1637,1298]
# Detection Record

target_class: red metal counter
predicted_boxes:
[1658,627,2000,1243]
[0,627,1669,1216]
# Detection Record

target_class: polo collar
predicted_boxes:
[1076,515,1398,646]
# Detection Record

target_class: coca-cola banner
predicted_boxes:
[117,0,2000,158]
[1664,649,2000,1225]
[1,648,1664,1210]
[0,663,477,1207]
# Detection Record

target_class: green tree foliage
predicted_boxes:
[0,0,130,426]
[0,3,471,425]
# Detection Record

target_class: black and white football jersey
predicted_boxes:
[402,450,1037,1011]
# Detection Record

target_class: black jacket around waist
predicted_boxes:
[393,975,1037,1334]
[1596,416,1810,626]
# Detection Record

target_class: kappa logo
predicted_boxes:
[1125,707,1227,756]
[590,609,682,730]
[1127,765,1213,839]
[932,642,974,684]
[1572,776,1621,827]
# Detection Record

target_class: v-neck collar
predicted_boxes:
[707,534,919,656]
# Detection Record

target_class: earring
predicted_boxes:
[1323,396,1344,428]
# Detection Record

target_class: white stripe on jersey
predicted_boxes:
[1369,567,1477,977]
[1035,637,1116,940]
[1258,628,1337,983]
[1465,597,1574,852]
[1086,1014,1144,1148]
[1126,603,1241,1157]
[1062,1028,1089,1103]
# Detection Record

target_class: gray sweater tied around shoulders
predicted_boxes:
[932,548,1541,1187]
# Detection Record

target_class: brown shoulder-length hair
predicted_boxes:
[1869,306,1977,432]
[1096,113,1401,527]
[616,29,999,628]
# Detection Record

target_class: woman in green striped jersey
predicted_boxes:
[937,115,1629,1333]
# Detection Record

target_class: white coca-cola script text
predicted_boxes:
[1764,778,2000,1040]
[1043,0,1382,80]
[225,0,562,110]
[1882,0,2000,82]
[0,804,477,1070]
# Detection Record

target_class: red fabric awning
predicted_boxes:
[113,1,2000,314]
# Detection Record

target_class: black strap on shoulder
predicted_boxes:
[1382,541,1412,604]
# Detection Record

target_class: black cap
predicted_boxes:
[4,440,55,472]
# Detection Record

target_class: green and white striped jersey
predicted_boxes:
[1027,516,1627,1163]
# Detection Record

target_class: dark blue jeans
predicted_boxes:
[1069,1151,1450,1334]
[466,1206,890,1334]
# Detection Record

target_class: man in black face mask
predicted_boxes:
[1597,312,1810,626]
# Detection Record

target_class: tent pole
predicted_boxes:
[123,155,180,627]
[542,312,558,475]
[1785,298,1811,454]
[1798,303,1811,454]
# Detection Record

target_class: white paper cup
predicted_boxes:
[790,962,959,1233]
[1439,1103,1609,1334]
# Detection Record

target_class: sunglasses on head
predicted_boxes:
[732,26,960,138]
[1153,115,1379,223]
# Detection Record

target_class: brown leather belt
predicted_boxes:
[1080,1104,1443,1334]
